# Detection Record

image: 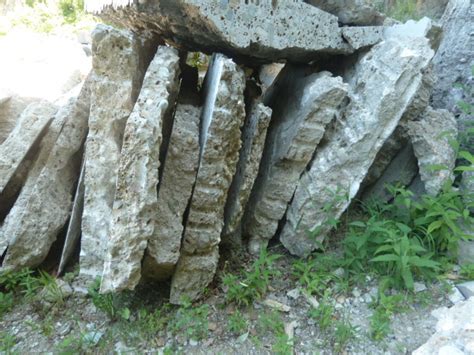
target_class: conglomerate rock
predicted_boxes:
[2,83,91,270]
[80,25,154,282]
[100,46,181,293]
[407,107,458,196]
[280,33,434,257]
[222,100,272,249]
[245,68,348,255]
[83,0,383,63]
[170,54,246,304]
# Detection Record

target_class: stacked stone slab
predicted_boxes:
[170,54,246,304]
[80,25,154,281]
[245,68,348,255]
[222,101,272,249]
[85,0,385,63]
[2,83,91,269]
[144,89,201,280]
[100,46,181,293]
[280,34,434,257]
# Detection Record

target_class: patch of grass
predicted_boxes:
[87,278,130,321]
[460,263,474,280]
[222,248,281,306]
[0,291,14,319]
[309,291,335,331]
[334,318,358,353]
[228,310,248,335]
[369,291,408,341]
[256,311,292,355]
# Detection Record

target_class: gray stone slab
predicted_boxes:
[100,46,181,293]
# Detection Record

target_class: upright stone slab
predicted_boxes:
[245,68,348,255]
[80,25,153,282]
[2,84,91,269]
[145,97,201,280]
[86,0,358,63]
[432,0,473,153]
[0,101,57,194]
[170,54,246,304]
[100,46,181,293]
[407,107,458,196]
[280,35,434,257]
[222,101,272,249]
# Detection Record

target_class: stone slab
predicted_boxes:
[245,68,348,255]
[170,53,246,304]
[280,32,434,257]
[100,46,181,292]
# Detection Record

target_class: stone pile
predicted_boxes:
[0,0,468,303]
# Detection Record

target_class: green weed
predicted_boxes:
[0,331,16,354]
[168,298,209,341]
[256,311,292,355]
[334,318,358,353]
[309,291,335,331]
[460,263,474,280]
[228,310,248,335]
[223,248,281,306]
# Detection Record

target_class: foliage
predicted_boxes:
[342,181,473,290]
[293,254,346,297]
[369,291,407,341]
[309,291,335,331]
[87,278,129,321]
[228,310,248,335]
[222,248,281,306]
[385,0,420,22]
[460,263,474,280]
[0,291,14,319]
[256,311,292,355]
[334,318,358,353]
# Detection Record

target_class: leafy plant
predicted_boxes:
[460,263,474,280]
[87,278,127,320]
[228,310,248,335]
[309,291,335,331]
[369,291,407,341]
[0,292,14,318]
[223,248,281,306]
[256,311,292,355]
[0,331,16,354]
[334,318,358,353]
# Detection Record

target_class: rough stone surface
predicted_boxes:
[432,0,473,153]
[0,101,57,194]
[305,0,385,25]
[222,101,272,248]
[341,26,383,50]
[170,54,246,304]
[0,96,40,145]
[85,0,361,63]
[383,17,442,51]
[80,25,154,281]
[413,298,474,355]
[461,171,474,212]
[2,84,91,270]
[245,68,348,255]
[58,159,86,275]
[100,46,181,293]
[145,99,201,280]
[407,107,458,196]
[362,143,418,202]
[280,33,434,257]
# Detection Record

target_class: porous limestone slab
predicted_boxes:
[145,101,201,280]
[2,83,91,270]
[245,68,348,255]
[280,32,434,257]
[0,101,57,194]
[170,54,246,304]
[305,0,385,25]
[80,24,154,282]
[341,26,383,50]
[407,107,458,196]
[100,46,181,293]
[222,101,272,248]
[85,0,354,63]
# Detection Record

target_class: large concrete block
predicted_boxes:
[84,0,378,63]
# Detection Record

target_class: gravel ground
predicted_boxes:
[0,245,460,354]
